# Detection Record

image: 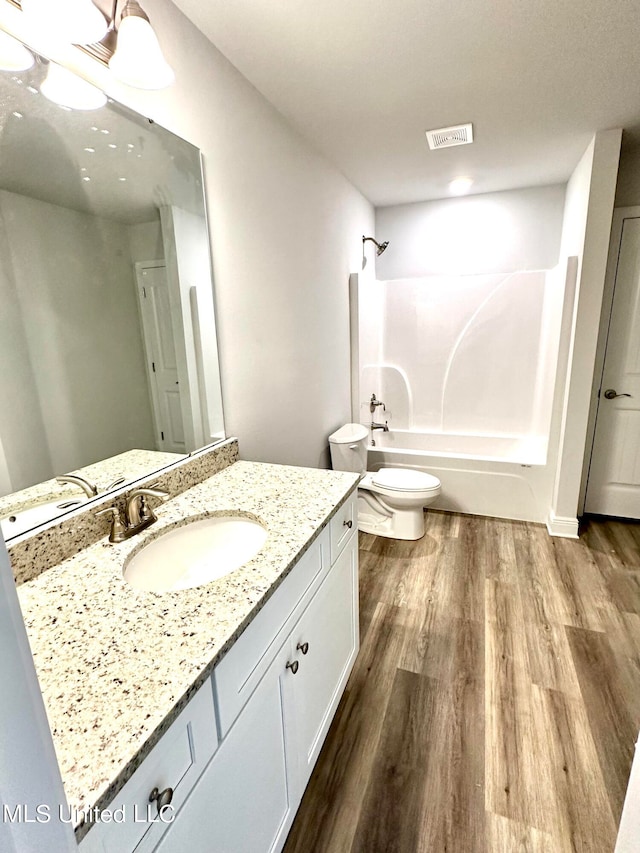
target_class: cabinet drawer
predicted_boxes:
[329,490,357,564]
[214,527,329,737]
[79,680,218,853]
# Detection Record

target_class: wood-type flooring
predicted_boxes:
[284,511,640,853]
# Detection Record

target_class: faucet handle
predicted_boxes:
[97,507,127,543]
[126,487,169,526]
[104,476,126,492]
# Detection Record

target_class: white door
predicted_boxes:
[586,215,640,517]
[135,263,186,454]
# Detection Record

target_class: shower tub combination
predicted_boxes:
[367,429,549,523]
[354,266,569,524]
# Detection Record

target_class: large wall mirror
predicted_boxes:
[0,45,225,541]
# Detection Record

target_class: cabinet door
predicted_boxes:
[289,533,359,792]
[155,641,297,853]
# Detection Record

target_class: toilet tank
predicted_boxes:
[328,423,369,475]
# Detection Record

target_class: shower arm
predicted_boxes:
[362,236,389,256]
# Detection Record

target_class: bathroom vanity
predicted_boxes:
[15,449,359,853]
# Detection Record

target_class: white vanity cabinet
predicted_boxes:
[157,513,359,853]
[78,491,359,853]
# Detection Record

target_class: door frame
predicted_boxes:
[134,259,174,452]
[580,205,640,514]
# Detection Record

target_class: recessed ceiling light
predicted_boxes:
[449,176,474,196]
[118,177,127,182]
[108,143,117,149]
[84,147,95,153]
[100,129,110,135]
[12,111,23,119]
[82,176,91,182]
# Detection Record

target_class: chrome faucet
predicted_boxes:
[370,421,389,432]
[97,487,168,543]
[56,474,98,498]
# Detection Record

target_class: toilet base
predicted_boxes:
[357,490,426,540]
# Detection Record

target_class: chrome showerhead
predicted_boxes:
[363,236,389,256]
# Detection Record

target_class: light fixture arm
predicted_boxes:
[119,0,150,24]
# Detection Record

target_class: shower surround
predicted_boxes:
[356,269,566,521]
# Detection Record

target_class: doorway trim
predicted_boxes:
[580,205,640,514]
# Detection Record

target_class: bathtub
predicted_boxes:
[367,429,549,523]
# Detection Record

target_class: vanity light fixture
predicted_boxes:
[40,60,107,110]
[0,28,34,70]
[21,0,109,46]
[109,0,174,90]
[5,0,174,90]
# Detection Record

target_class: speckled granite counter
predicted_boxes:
[16,460,359,839]
[1,449,182,535]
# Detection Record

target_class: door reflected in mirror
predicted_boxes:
[0,47,225,540]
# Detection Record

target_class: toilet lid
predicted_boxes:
[371,468,440,492]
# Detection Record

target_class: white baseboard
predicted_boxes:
[546,512,579,538]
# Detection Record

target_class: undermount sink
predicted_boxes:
[1,496,86,539]
[123,515,268,593]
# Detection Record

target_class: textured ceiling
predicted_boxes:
[172,0,640,206]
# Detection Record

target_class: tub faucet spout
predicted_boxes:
[370,421,389,432]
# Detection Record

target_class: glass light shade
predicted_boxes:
[0,30,35,71]
[109,15,175,90]
[21,0,109,46]
[40,62,107,110]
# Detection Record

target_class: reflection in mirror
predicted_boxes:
[0,49,225,541]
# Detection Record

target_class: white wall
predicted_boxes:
[0,190,155,487]
[549,129,622,535]
[128,219,164,264]
[0,0,374,471]
[375,184,566,279]
[0,195,53,494]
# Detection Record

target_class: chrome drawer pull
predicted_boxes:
[296,641,309,655]
[286,660,299,675]
[149,786,174,814]
[343,519,353,529]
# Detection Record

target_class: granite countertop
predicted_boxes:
[0,449,182,520]
[16,460,359,836]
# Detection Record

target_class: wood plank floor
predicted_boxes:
[283,511,640,853]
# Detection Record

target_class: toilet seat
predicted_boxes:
[370,468,440,493]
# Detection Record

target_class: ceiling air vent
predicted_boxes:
[425,123,474,150]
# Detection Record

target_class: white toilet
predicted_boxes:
[328,423,441,540]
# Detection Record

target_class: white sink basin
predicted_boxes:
[123,515,268,593]
[1,496,86,539]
